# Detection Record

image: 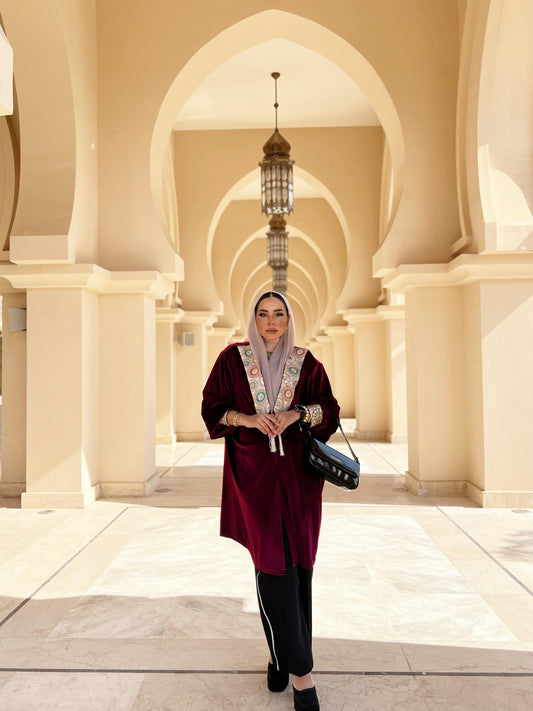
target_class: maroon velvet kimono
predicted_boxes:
[201,342,340,575]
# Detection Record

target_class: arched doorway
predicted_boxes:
[150,10,407,445]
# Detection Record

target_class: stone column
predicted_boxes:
[343,306,407,443]
[174,311,217,440]
[343,310,387,440]
[383,254,533,506]
[0,291,27,495]
[314,335,335,385]
[207,327,235,373]
[155,308,180,445]
[99,293,158,495]
[324,326,355,417]
[308,339,323,363]
[382,306,407,443]
[1,264,176,506]
[464,279,533,506]
[24,287,99,508]
[403,286,468,493]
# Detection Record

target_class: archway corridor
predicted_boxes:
[1,435,533,709]
[2,1,533,704]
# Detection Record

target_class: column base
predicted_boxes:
[100,468,163,498]
[0,482,25,497]
[466,483,533,508]
[176,431,206,441]
[354,428,387,441]
[405,470,467,497]
[21,483,100,509]
[406,471,533,508]
[386,432,408,444]
[156,433,177,445]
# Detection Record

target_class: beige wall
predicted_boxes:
[479,0,533,251]
[59,0,98,263]
[2,0,98,263]
[0,115,17,252]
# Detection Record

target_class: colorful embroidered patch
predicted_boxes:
[238,345,307,413]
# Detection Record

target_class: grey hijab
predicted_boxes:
[247,291,296,412]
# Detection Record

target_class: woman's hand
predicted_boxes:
[272,410,300,435]
[239,412,278,436]
[234,410,300,436]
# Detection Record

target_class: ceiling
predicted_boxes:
[175,38,380,131]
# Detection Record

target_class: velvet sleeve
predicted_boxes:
[201,346,237,439]
[296,352,340,443]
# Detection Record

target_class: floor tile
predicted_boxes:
[1,440,533,710]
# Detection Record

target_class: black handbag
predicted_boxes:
[301,417,360,490]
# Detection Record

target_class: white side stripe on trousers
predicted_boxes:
[255,570,280,671]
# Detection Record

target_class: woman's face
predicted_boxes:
[255,296,290,344]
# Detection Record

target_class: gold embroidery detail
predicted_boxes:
[307,403,323,427]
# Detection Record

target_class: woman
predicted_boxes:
[201,291,340,711]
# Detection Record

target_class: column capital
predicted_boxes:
[314,334,333,345]
[0,264,177,299]
[208,326,236,338]
[382,253,533,294]
[342,305,405,326]
[324,325,353,338]
[175,310,218,327]
[156,307,183,324]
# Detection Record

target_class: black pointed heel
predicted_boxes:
[293,685,320,711]
[267,662,289,692]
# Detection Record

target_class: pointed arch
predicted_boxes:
[150,9,404,246]
[206,165,348,281]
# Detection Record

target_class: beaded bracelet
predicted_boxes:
[232,411,240,427]
[294,404,311,424]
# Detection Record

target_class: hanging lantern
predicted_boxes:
[266,215,289,268]
[259,73,294,216]
[266,214,289,293]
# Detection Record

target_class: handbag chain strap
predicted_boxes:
[335,416,360,464]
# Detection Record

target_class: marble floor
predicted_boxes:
[1,435,533,710]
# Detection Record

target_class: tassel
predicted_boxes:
[269,436,276,452]
[278,435,285,457]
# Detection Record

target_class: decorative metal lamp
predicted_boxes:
[259,73,294,216]
[259,72,294,293]
[266,215,289,292]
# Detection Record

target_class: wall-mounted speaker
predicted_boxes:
[178,331,195,346]
[8,307,27,332]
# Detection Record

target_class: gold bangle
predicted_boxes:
[232,411,239,427]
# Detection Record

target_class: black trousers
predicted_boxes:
[255,528,314,677]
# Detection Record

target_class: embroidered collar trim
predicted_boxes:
[238,345,307,413]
